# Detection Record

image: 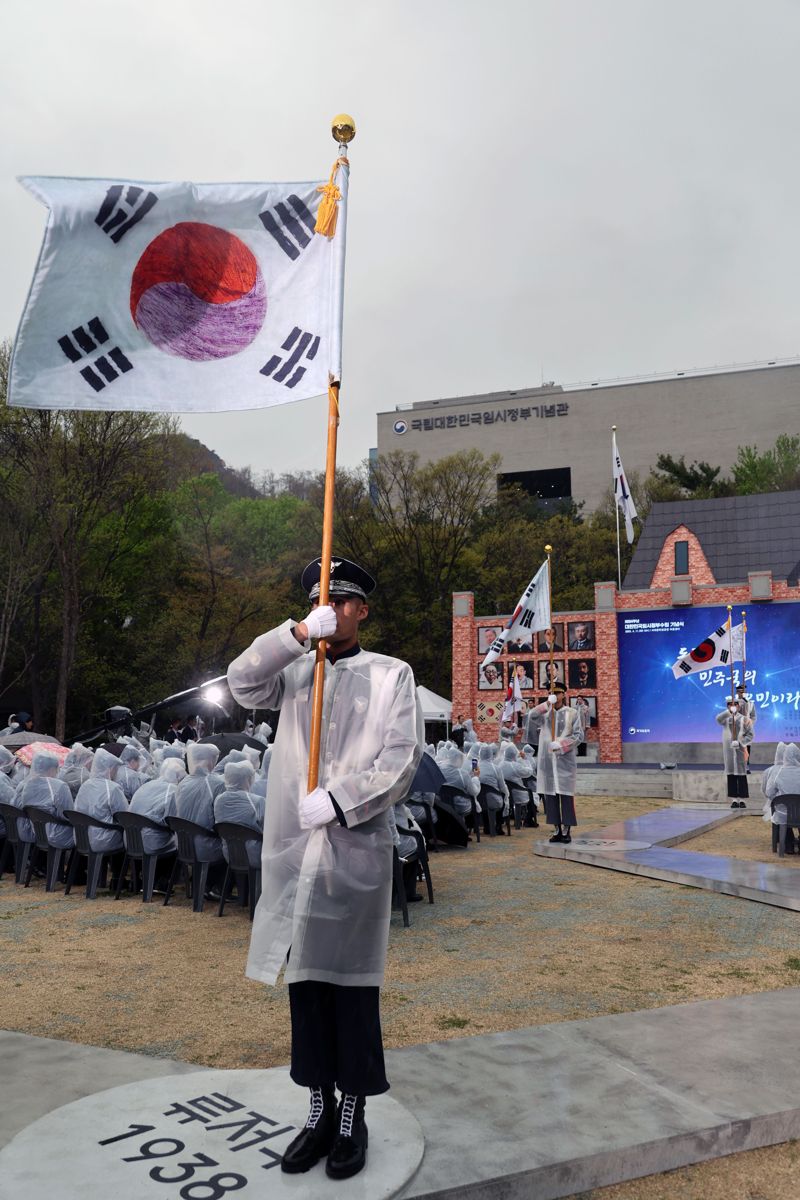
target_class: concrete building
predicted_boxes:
[377,359,800,512]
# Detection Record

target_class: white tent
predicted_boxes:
[416,685,452,724]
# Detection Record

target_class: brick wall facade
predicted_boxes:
[452,570,798,763]
[650,525,716,588]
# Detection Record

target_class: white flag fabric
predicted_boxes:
[9,170,348,412]
[481,560,551,669]
[672,621,744,679]
[613,432,638,543]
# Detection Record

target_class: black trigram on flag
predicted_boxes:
[57,318,133,393]
[95,185,158,243]
[259,196,316,260]
[714,626,726,638]
[719,649,729,664]
[260,327,320,389]
[679,661,692,674]
[518,609,535,630]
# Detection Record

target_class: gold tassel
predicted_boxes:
[315,157,346,239]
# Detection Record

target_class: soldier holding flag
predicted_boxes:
[525,682,584,842]
[716,700,753,807]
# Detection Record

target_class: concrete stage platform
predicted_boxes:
[577,761,765,803]
[537,806,800,911]
[4,987,800,1200]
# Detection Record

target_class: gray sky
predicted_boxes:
[2,0,799,477]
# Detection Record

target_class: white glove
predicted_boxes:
[549,740,562,753]
[302,605,337,641]
[547,694,557,706]
[299,787,336,829]
[731,740,740,749]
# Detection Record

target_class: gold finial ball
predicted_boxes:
[612,424,617,431]
[331,114,356,144]
[545,544,553,553]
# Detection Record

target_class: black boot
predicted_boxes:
[281,1086,337,1174]
[326,1093,368,1180]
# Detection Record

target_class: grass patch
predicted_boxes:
[436,1015,470,1030]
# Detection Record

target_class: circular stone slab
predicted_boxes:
[0,1067,424,1200]
[570,837,653,851]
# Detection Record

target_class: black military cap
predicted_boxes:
[301,556,376,602]
[552,681,567,694]
[736,684,747,692]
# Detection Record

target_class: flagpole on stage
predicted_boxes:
[307,115,355,793]
[727,605,735,707]
[741,610,747,690]
[545,544,554,740]
[612,426,622,591]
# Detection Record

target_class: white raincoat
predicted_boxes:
[227,620,423,987]
[715,707,753,775]
[763,743,800,824]
[74,747,127,851]
[526,702,584,796]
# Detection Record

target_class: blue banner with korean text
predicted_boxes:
[618,604,800,743]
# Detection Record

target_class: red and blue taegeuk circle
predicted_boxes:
[130,222,266,361]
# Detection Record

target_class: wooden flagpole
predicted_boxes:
[306,115,354,793]
[741,609,747,692]
[307,380,341,792]
[545,544,554,740]
[727,605,735,707]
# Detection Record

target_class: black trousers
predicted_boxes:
[288,981,389,1097]
[543,794,577,826]
[727,774,749,799]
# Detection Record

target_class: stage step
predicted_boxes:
[576,767,674,798]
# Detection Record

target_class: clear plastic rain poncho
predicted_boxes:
[715,706,753,776]
[476,743,508,812]
[0,747,18,836]
[251,744,272,798]
[12,751,75,847]
[116,745,150,800]
[213,761,265,867]
[438,744,480,815]
[58,743,94,798]
[129,757,185,852]
[227,618,423,987]
[215,749,247,774]
[500,743,534,804]
[763,743,800,825]
[241,745,262,771]
[461,718,477,748]
[165,741,224,861]
[761,743,787,822]
[74,747,127,851]
[253,721,273,745]
[526,701,584,797]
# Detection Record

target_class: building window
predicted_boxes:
[674,540,689,575]
[499,467,572,502]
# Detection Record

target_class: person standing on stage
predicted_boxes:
[226,556,422,1182]
[525,682,584,843]
[735,683,756,724]
[716,699,753,807]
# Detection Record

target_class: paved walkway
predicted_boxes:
[536,806,800,911]
[4,987,800,1199]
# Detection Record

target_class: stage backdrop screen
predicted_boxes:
[618,604,800,743]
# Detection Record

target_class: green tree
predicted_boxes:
[732,435,800,494]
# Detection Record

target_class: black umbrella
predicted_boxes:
[99,741,127,758]
[0,731,62,749]
[411,753,445,795]
[198,733,267,760]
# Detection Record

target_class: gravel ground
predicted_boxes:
[1,794,799,1197]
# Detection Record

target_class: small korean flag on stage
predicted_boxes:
[8,169,347,413]
[672,621,744,679]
